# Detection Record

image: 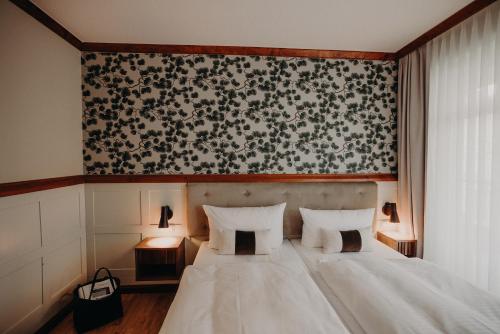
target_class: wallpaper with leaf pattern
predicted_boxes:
[82,52,397,175]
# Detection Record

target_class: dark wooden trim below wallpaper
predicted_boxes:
[84,175,188,184]
[0,174,397,197]
[9,0,82,50]
[84,173,398,183]
[0,175,85,197]
[396,0,497,58]
[80,43,396,61]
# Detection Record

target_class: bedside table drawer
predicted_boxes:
[135,249,177,265]
[135,237,185,281]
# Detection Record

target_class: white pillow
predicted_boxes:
[321,227,373,253]
[217,228,272,255]
[203,203,286,249]
[299,208,375,248]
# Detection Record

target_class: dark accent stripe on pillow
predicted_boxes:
[340,230,362,252]
[235,231,256,255]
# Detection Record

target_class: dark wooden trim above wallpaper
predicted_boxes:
[9,0,82,49]
[84,174,398,183]
[0,175,85,197]
[81,43,396,60]
[396,0,497,58]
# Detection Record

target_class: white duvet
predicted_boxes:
[318,257,500,334]
[160,261,348,334]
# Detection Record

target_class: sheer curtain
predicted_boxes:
[425,2,500,295]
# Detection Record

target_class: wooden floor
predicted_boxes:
[49,292,176,334]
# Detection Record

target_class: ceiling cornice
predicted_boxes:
[396,0,497,58]
[10,0,498,60]
[8,0,392,60]
[10,0,82,49]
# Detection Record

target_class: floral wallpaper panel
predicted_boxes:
[82,52,397,175]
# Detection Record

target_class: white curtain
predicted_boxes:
[425,2,500,295]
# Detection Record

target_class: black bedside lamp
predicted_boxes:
[159,206,173,228]
[382,202,400,223]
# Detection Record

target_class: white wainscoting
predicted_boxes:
[0,185,86,334]
[375,181,406,232]
[85,183,187,285]
[85,181,397,274]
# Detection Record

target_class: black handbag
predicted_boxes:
[72,267,123,333]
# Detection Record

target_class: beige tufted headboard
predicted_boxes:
[186,182,378,239]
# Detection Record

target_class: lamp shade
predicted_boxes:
[159,206,173,228]
[382,202,400,223]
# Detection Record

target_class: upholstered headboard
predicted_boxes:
[186,182,378,239]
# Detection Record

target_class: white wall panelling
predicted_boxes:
[85,183,187,285]
[86,181,395,270]
[95,233,141,268]
[93,191,141,226]
[40,192,81,247]
[43,238,84,315]
[0,185,86,334]
[0,259,43,334]
[0,202,40,265]
[375,181,407,234]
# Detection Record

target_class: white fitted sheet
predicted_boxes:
[193,239,304,267]
[291,238,405,334]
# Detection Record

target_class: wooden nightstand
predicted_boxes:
[377,231,417,257]
[135,237,185,281]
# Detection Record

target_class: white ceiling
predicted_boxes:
[33,0,473,52]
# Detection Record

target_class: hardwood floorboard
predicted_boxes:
[49,292,176,334]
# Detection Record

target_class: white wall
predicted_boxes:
[375,181,411,235]
[85,183,187,285]
[85,181,398,271]
[375,181,398,221]
[0,1,82,183]
[0,185,86,334]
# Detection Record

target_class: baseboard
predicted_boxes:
[34,302,73,334]
[121,284,179,294]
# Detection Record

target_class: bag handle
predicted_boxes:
[88,267,117,300]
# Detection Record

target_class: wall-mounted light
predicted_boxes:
[159,206,173,228]
[382,202,400,223]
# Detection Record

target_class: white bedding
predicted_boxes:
[318,257,500,334]
[159,260,348,334]
[193,239,303,267]
[291,238,405,334]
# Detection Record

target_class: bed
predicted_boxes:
[291,238,405,334]
[159,258,347,333]
[292,238,500,333]
[159,182,375,334]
